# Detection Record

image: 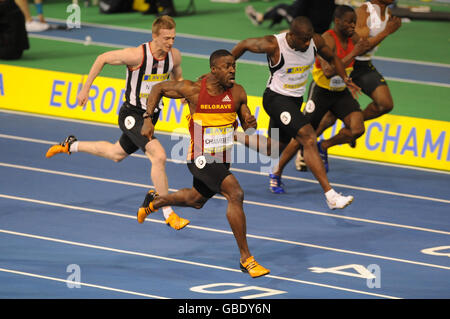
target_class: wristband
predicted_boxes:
[143,112,153,119]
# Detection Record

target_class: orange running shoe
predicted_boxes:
[46,135,77,158]
[240,256,270,278]
[165,212,190,230]
[137,190,158,224]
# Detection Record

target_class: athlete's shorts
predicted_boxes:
[262,88,309,145]
[118,102,161,154]
[350,60,388,96]
[187,156,232,198]
[304,81,361,130]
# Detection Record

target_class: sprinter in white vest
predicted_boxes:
[232,16,359,210]
[45,15,190,230]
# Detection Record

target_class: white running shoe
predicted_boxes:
[26,20,49,32]
[295,149,307,171]
[326,192,354,209]
[245,5,262,26]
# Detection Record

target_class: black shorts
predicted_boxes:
[118,102,161,154]
[263,88,309,145]
[187,156,232,198]
[350,60,388,96]
[304,81,361,130]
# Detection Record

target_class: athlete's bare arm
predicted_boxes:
[350,32,372,59]
[315,34,346,79]
[317,32,338,78]
[234,85,257,132]
[355,5,401,51]
[170,48,183,81]
[319,33,370,78]
[231,35,279,65]
[77,47,143,106]
[314,34,360,97]
[141,80,199,139]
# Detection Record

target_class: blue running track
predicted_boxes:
[0,110,449,300]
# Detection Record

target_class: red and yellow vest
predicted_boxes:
[187,77,238,162]
[312,30,355,92]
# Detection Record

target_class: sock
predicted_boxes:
[35,3,43,15]
[69,141,79,153]
[162,206,173,220]
[325,188,337,200]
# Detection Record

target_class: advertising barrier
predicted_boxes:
[1,64,449,171]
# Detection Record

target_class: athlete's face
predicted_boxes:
[337,11,357,38]
[212,55,236,88]
[288,30,314,52]
[153,28,175,53]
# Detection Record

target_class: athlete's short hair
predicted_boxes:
[290,16,313,35]
[152,15,176,35]
[334,5,355,20]
[209,49,233,67]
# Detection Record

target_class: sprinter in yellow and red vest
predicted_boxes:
[138,49,270,279]
[312,0,401,149]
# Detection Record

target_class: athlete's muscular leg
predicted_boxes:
[145,138,170,197]
[220,174,252,263]
[321,111,365,150]
[234,131,282,158]
[77,140,129,162]
[315,85,394,135]
[295,124,332,192]
[152,187,208,210]
[272,138,300,176]
[152,173,253,263]
[315,111,337,137]
[362,85,393,121]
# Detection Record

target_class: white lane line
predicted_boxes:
[1,193,449,271]
[2,109,450,176]
[1,132,449,203]
[0,162,152,188]
[0,267,169,299]
[0,229,401,299]
[1,162,449,235]
[372,55,450,69]
[1,164,449,235]
[228,167,450,204]
[26,34,450,87]
[326,154,450,176]
[385,76,450,88]
[29,34,128,49]
[41,18,450,68]
[44,17,241,44]
[29,34,264,66]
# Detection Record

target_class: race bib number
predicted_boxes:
[329,75,346,91]
[203,124,234,154]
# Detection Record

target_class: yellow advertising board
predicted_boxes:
[1,64,449,171]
